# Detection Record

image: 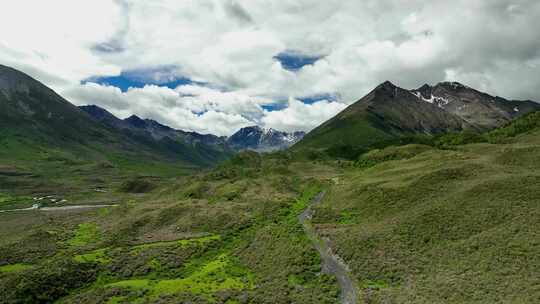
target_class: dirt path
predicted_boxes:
[0,204,118,213]
[40,204,118,211]
[298,192,358,304]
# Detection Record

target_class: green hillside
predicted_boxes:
[0,65,231,192]
[295,82,470,153]
[295,81,540,160]
[311,112,540,303]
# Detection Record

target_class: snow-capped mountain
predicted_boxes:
[410,81,539,129]
[227,126,306,152]
[297,80,540,150]
[81,105,305,153]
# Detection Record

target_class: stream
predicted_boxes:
[298,191,358,304]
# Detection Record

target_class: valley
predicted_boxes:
[1,65,540,303]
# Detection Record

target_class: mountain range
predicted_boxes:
[80,105,305,153]
[2,63,539,165]
[79,105,229,148]
[0,64,228,168]
[0,64,305,170]
[226,126,305,152]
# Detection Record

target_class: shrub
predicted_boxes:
[119,178,155,193]
[487,111,540,143]
[356,144,432,168]
[0,259,97,303]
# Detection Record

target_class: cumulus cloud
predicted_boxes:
[262,98,347,132]
[0,0,122,86]
[1,0,540,134]
[64,83,259,136]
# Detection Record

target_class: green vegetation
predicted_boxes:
[108,253,253,299]
[74,249,111,264]
[289,183,322,217]
[0,263,33,273]
[308,115,540,302]
[487,110,540,142]
[356,144,432,168]
[131,235,221,251]
[68,223,101,247]
[118,177,156,193]
[0,192,32,210]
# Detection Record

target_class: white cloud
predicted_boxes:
[262,98,346,133]
[65,82,346,136]
[1,0,540,134]
[65,83,263,136]
[0,0,122,87]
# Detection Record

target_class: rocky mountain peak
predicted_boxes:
[228,125,305,152]
[79,105,116,120]
[436,81,469,90]
[375,80,398,92]
[372,80,414,100]
[124,115,147,128]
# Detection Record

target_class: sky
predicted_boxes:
[1,0,539,136]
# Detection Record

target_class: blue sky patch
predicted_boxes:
[262,103,288,112]
[261,93,338,112]
[82,66,198,92]
[274,51,324,71]
[298,93,339,104]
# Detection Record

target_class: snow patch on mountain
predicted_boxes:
[227,126,305,152]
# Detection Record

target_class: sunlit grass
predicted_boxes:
[68,223,101,247]
[0,263,33,273]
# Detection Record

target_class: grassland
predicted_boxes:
[0,148,341,303]
[310,118,540,303]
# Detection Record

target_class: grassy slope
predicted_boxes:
[0,153,341,303]
[311,120,540,303]
[297,113,393,150]
[0,71,230,174]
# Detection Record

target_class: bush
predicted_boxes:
[356,144,432,168]
[433,130,486,148]
[119,178,155,193]
[325,144,367,160]
[182,181,209,199]
[487,111,540,143]
[0,258,97,303]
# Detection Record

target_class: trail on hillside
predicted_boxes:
[0,204,118,213]
[299,192,358,304]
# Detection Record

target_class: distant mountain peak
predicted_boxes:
[81,105,302,152]
[126,114,143,121]
[228,125,305,152]
[372,80,412,100]
[417,83,432,90]
[296,80,540,150]
[436,81,469,90]
[124,115,146,128]
[376,80,398,90]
